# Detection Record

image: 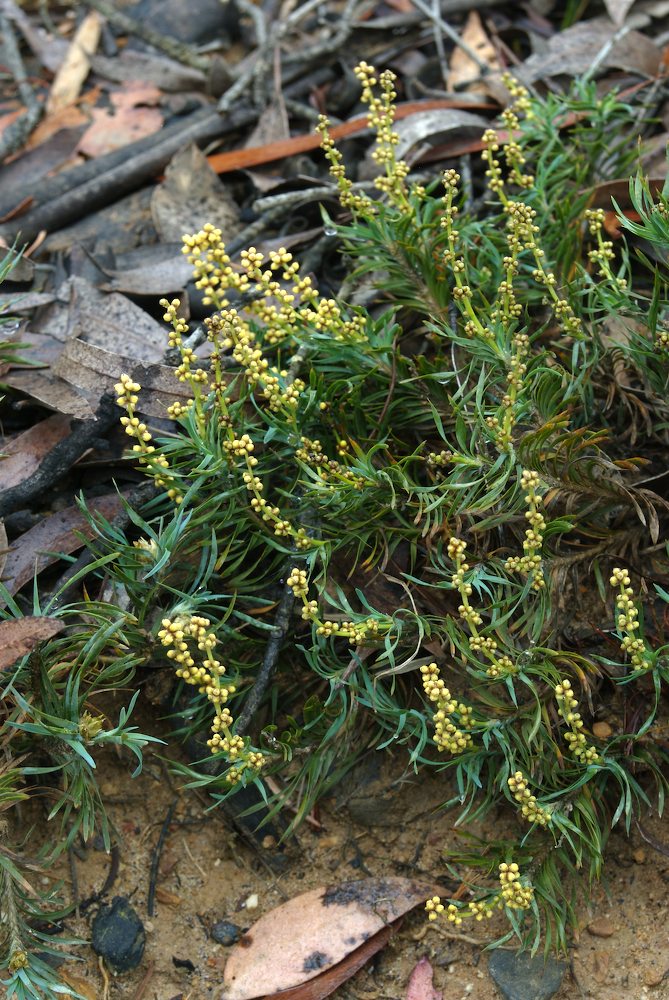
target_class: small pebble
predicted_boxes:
[587,918,616,938]
[633,848,646,864]
[211,920,242,946]
[261,835,276,849]
[244,893,259,910]
[488,950,567,1000]
[644,968,667,987]
[592,721,613,738]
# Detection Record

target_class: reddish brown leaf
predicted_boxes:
[1,492,127,599]
[406,957,442,1000]
[1,414,73,490]
[207,98,496,175]
[77,83,163,157]
[0,617,66,672]
[222,877,434,1000]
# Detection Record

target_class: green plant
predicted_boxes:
[3,65,669,983]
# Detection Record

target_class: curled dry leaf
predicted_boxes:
[447,11,500,92]
[392,108,489,164]
[222,877,435,1000]
[0,616,66,672]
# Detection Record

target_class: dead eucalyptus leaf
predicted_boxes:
[519,18,660,81]
[77,82,163,158]
[0,616,66,671]
[1,414,73,490]
[53,338,197,417]
[603,0,636,25]
[222,877,434,1000]
[1,492,126,599]
[151,144,241,245]
[0,369,95,419]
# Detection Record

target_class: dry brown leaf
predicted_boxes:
[519,18,660,81]
[77,82,163,157]
[1,414,73,490]
[53,338,197,417]
[604,0,636,25]
[406,957,442,1000]
[222,877,434,1000]
[46,11,103,115]
[0,370,95,419]
[154,887,182,906]
[105,252,192,296]
[0,617,66,672]
[447,11,500,91]
[1,492,126,599]
[26,104,88,149]
[151,144,241,244]
[63,277,166,361]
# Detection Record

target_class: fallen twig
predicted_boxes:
[234,584,295,735]
[0,13,43,161]
[83,0,210,71]
[147,799,177,917]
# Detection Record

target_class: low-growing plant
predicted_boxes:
[3,65,669,989]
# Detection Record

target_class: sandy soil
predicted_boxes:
[20,704,669,1000]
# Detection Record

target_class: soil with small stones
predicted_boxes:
[20,696,669,1000]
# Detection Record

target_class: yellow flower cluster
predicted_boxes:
[114,374,182,503]
[499,862,534,909]
[507,770,552,826]
[354,62,409,203]
[446,538,516,680]
[505,469,546,589]
[425,861,533,925]
[584,209,627,289]
[420,662,473,754]
[317,117,370,214]
[288,565,387,639]
[157,612,264,783]
[318,61,412,212]
[610,567,652,671]
[479,123,582,344]
[499,74,534,189]
[555,678,601,765]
